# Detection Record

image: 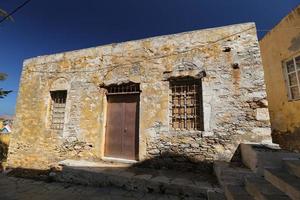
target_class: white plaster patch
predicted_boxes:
[236,130,246,135]
[256,108,270,121]
[251,128,271,136]
[249,91,267,100]
[202,131,214,137]
[203,103,211,131]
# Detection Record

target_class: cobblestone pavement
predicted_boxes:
[0,174,205,200]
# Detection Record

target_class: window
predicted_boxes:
[50,90,67,130]
[170,78,204,131]
[285,55,300,100]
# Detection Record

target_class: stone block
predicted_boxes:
[251,128,271,136]
[256,108,270,121]
[241,143,300,175]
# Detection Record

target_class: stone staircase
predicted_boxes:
[214,143,300,200]
[48,143,300,199]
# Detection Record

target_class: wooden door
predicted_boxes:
[105,94,139,160]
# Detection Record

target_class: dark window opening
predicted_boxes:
[170,78,204,131]
[50,90,67,130]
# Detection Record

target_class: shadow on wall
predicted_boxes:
[272,129,300,152]
[288,33,300,51]
[133,151,214,174]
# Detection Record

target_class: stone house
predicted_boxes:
[7,22,271,170]
[260,5,300,152]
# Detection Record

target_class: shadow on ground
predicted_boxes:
[6,150,220,183]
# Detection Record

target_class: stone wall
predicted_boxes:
[260,5,300,152]
[7,22,271,170]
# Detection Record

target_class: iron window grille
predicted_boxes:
[284,55,300,100]
[170,78,204,131]
[106,83,140,95]
[50,90,67,130]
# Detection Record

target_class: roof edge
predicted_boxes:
[24,22,256,66]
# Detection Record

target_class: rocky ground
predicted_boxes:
[0,174,206,200]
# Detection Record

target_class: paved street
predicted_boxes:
[0,174,205,200]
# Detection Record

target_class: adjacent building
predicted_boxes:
[7,22,271,170]
[0,115,13,134]
[260,5,300,152]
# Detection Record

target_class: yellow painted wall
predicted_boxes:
[260,5,300,151]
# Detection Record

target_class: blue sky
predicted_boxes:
[0,0,299,115]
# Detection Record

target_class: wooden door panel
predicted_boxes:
[105,94,139,160]
[105,97,123,158]
[123,97,138,159]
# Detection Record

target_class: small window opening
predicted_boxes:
[285,55,300,100]
[50,90,67,130]
[170,77,204,131]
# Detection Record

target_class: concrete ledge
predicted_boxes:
[58,159,132,168]
[102,157,138,164]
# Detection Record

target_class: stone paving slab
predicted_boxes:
[0,174,206,200]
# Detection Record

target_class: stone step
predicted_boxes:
[53,164,218,198]
[284,159,300,178]
[224,185,254,200]
[240,143,300,175]
[214,161,253,188]
[245,176,291,200]
[264,168,300,200]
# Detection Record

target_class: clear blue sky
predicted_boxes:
[0,0,299,115]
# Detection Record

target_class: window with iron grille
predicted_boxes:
[284,55,300,100]
[170,78,204,131]
[50,90,67,130]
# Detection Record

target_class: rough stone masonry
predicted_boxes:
[7,22,272,170]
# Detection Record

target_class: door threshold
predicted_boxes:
[102,157,138,164]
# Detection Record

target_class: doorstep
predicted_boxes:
[102,157,138,164]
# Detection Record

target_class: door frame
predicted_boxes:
[100,83,141,162]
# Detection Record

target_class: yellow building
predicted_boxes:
[260,5,300,151]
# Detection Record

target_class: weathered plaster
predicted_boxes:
[260,5,300,151]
